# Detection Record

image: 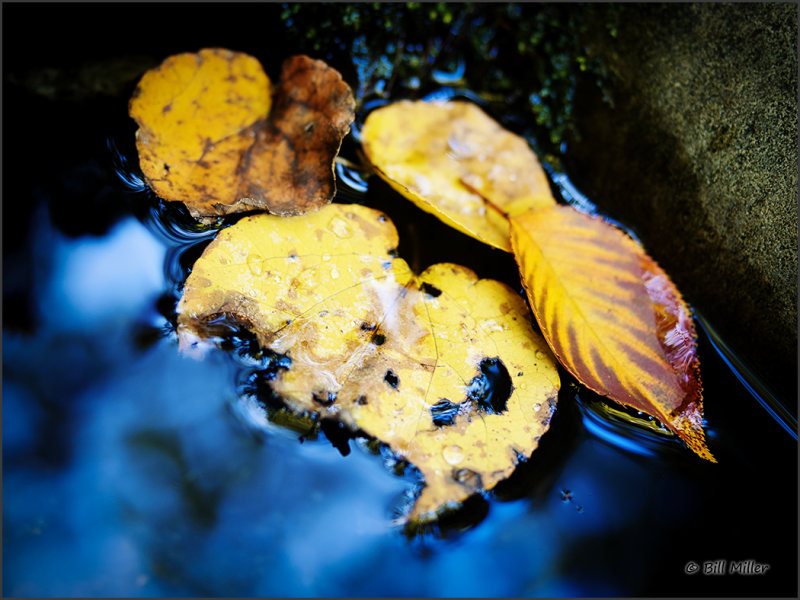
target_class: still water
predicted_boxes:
[3,8,797,597]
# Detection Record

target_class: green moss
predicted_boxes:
[278,3,620,151]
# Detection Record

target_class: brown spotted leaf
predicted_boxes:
[238,56,358,216]
[510,205,714,461]
[177,203,561,521]
[129,49,355,220]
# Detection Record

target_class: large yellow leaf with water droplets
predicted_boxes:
[360,100,556,251]
[129,49,355,220]
[510,205,714,461]
[177,203,560,521]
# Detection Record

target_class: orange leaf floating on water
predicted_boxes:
[510,205,714,461]
[129,49,355,220]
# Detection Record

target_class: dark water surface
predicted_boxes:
[3,4,797,597]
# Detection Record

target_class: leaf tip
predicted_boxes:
[670,397,717,463]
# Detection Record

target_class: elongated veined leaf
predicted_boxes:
[510,205,714,461]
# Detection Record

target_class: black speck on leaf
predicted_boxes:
[420,282,442,297]
[313,391,337,405]
[384,370,399,389]
[467,357,513,414]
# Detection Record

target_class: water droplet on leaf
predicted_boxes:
[247,255,263,275]
[327,215,354,238]
[443,445,464,465]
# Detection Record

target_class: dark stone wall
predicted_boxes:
[566,3,798,401]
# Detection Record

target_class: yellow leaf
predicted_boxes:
[177,203,561,521]
[129,49,355,220]
[360,100,556,251]
[129,49,270,217]
[510,205,714,461]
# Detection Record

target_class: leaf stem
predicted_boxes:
[458,177,509,221]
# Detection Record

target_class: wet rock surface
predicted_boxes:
[565,3,797,401]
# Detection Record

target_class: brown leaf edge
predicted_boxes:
[639,252,714,462]
[236,54,356,216]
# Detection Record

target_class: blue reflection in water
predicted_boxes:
[422,86,487,105]
[3,154,796,596]
[3,332,414,596]
[2,382,40,454]
[432,58,466,85]
[695,312,798,440]
[3,198,636,597]
[581,412,658,458]
[545,167,597,214]
[37,217,165,328]
[334,160,370,197]
[108,137,148,194]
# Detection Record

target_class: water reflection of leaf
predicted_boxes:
[177,203,560,522]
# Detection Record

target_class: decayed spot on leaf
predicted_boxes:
[177,203,561,521]
[360,100,556,252]
[129,49,355,219]
[510,205,714,462]
[238,55,358,216]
